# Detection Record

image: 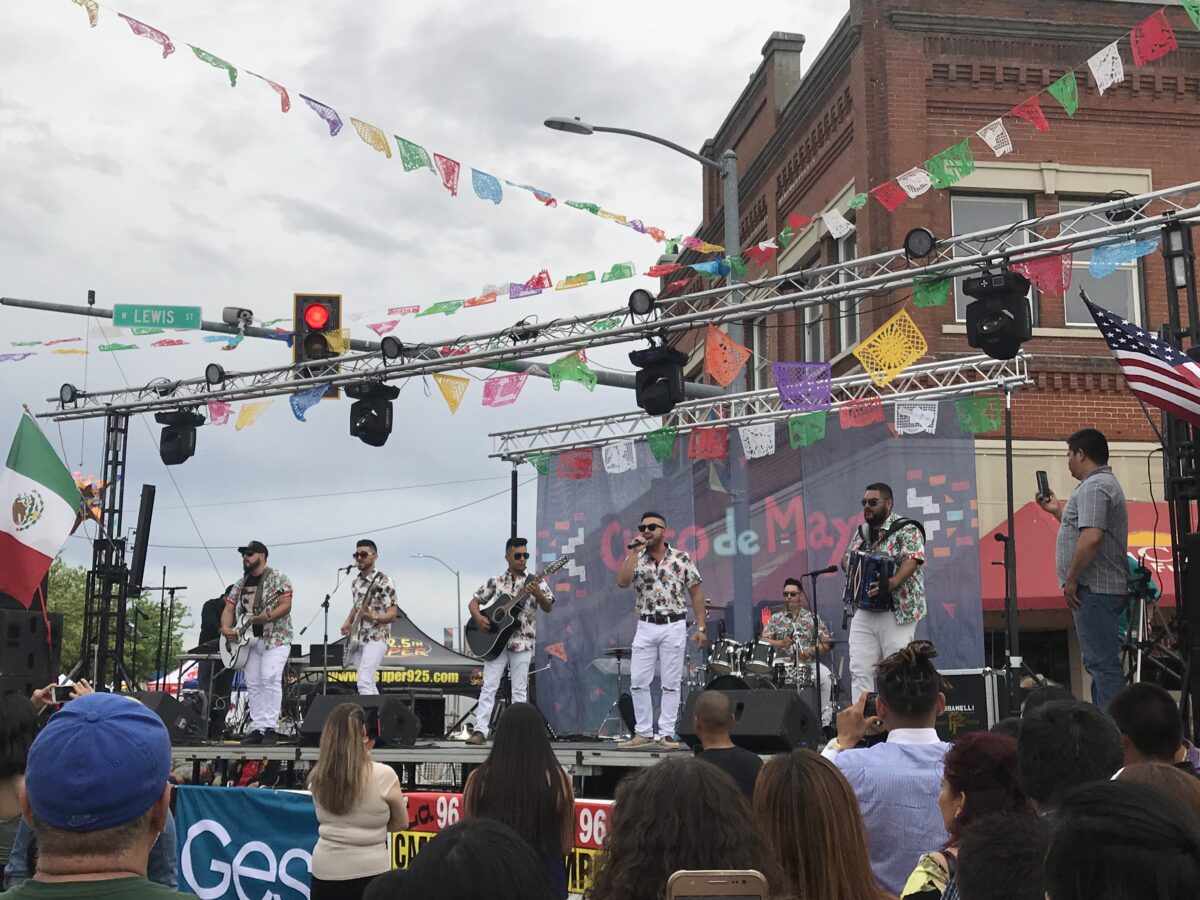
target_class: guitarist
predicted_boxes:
[465,537,554,745]
[219,540,294,745]
[340,538,400,695]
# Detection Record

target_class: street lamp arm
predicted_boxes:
[591,125,722,172]
[411,553,458,577]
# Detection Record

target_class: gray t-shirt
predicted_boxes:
[1055,466,1128,594]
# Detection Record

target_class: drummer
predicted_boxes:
[761,578,834,725]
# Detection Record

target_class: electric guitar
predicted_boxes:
[219,590,284,671]
[464,555,572,661]
[344,573,382,657]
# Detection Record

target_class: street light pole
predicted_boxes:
[411,554,462,653]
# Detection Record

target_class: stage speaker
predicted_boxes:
[308,644,344,667]
[0,610,63,697]
[299,694,421,747]
[678,689,821,754]
[131,691,205,744]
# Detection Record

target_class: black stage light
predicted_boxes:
[904,227,937,260]
[629,344,689,416]
[153,409,205,466]
[346,382,401,447]
[628,289,656,317]
[205,363,226,388]
[964,271,1032,361]
[1103,190,1137,223]
[59,383,78,406]
[380,336,404,361]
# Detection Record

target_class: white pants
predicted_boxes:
[244,639,290,732]
[346,640,389,695]
[797,661,835,727]
[474,648,532,738]
[630,619,687,738]
[848,610,918,699]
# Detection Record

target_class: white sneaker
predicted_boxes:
[617,735,656,750]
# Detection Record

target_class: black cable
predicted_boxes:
[155,474,509,510]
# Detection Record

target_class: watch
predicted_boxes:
[697,626,706,633]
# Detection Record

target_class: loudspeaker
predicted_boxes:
[678,689,822,754]
[132,691,205,744]
[308,644,344,667]
[0,610,63,697]
[299,694,421,747]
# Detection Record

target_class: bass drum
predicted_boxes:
[705,674,776,691]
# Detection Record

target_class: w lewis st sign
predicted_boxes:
[113,303,203,330]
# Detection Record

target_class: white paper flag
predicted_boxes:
[602,441,637,474]
[738,423,776,460]
[897,167,934,198]
[821,209,855,239]
[976,119,1013,157]
[895,400,939,435]
[1088,41,1125,96]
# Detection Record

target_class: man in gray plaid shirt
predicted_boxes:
[1036,428,1129,708]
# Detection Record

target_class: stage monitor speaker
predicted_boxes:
[131,691,205,744]
[299,694,421,747]
[678,689,821,755]
[308,644,344,667]
[0,610,63,697]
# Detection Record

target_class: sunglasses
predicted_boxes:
[512,552,530,560]
[240,551,259,558]
[861,498,883,507]
[352,551,371,559]
[637,523,663,532]
[782,590,801,597]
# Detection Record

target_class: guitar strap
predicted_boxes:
[236,567,274,614]
[356,573,382,631]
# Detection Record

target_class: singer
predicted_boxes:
[340,539,400,695]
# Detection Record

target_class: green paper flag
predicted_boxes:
[566,201,601,214]
[1048,71,1079,117]
[131,327,164,336]
[190,46,238,87]
[10,341,41,347]
[663,236,682,255]
[590,317,622,332]
[1185,0,1200,30]
[728,255,747,278]
[847,193,869,210]
[777,226,795,249]
[548,352,597,391]
[416,300,463,317]
[601,262,635,283]
[396,137,435,172]
[98,343,137,352]
[925,138,975,190]
[527,453,550,476]
[955,396,1002,433]
[913,275,952,308]
[646,427,678,463]
[787,412,827,448]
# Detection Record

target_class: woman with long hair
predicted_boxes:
[462,703,574,899]
[586,756,781,900]
[900,731,1029,900]
[307,703,408,900]
[754,749,892,900]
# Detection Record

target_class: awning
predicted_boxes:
[980,501,1175,611]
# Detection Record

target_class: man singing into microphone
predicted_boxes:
[340,539,400,695]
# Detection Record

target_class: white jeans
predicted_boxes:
[848,610,918,699]
[630,619,687,738]
[474,648,532,738]
[797,661,835,727]
[346,640,389,695]
[243,639,290,732]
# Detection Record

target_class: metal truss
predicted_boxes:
[40,181,1200,422]
[489,352,1030,460]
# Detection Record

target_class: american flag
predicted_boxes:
[1084,293,1200,427]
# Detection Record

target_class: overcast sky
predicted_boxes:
[0,1,846,656]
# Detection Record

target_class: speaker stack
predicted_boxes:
[678,689,822,754]
[299,694,422,747]
[0,609,63,697]
[130,691,206,744]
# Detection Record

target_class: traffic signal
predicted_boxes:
[964,271,1032,360]
[293,293,343,398]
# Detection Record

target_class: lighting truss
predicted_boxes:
[39,181,1200,423]
[489,352,1030,460]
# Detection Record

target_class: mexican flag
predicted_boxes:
[0,412,79,606]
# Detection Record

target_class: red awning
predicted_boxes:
[980,501,1175,611]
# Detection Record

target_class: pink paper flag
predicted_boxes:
[248,72,290,112]
[367,320,399,336]
[207,400,233,426]
[387,305,419,316]
[1130,9,1178,66]
[1011,254,1072,297]
[1011,96,1049,133]
[870,182,909,213]
[464,292,498,308]
[45,337,82,346]
[645,264,681,278]
[526,269,553,289]
[151,339,187,347]
[482,373,529,407]
[118,14,174,58]
[433,154,461,196]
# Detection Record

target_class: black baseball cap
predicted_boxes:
[237,540,269,557]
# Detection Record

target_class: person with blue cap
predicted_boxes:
[5,692,177,898]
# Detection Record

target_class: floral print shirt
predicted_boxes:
[763,607,832,660]
[844,512,926,626]
[473,570,555,653]
[351,569,399,645]
[632,545,703,616]
[224,567,294,649]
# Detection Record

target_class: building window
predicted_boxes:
[951,195,1032,322]
[833,232,859,354]
[1060,199,1142,327]
[789,257,824,361]
[746,317,771,390]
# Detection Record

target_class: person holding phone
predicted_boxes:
[1035,428,1129,709]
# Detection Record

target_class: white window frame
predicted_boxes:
[950,194,1033,323]
[835,232,859,352]
[1059,198,1143,327]
[746,317,771,390]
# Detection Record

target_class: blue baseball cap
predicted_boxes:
[24,692,171,831]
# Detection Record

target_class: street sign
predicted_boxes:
[113,304,203,330]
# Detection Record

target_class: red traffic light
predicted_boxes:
[303,304,330,330]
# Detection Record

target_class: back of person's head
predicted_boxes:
[1067,428,1109,465]
[1018,701,1123,810]
[753,750,886,900]
[942,731,1029,842]
[1020,684,1075,717]
[23,692,171,859]
[586,757,780,900]
[1046,780,1200,900]
[693,690,734,735]
[1108,682,1184,763]
[989,717,1022,740]
[1118,763,1200,818]
[307,703,371,815]
[875,640,942,724]
[0,692,39,778]
[956,809,1052,900]
[364,818,554,900]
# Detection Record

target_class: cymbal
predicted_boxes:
[603,647,632,657]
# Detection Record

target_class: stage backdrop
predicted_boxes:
[535,402,985,735]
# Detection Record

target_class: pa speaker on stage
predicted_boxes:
[132,691,205,745]
[678,689,821,755]
[300,694,421,747]
[0,610,63,697]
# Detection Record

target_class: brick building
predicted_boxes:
[677,0,1200,696]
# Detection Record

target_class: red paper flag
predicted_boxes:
[870,181,909,213]
[557,449,593,480]
[1130,9,1178,66]
[787,213,813,231]
[744,243,778,266]
[525,269,553,289]
[664,278,691,294]
[1011,96,1049,133]
[840,396,884,429]
[432,153,461,196]
[646,263,682,278]
[1011,254,1073,297]
[687,427,728,461]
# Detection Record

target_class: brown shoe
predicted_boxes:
[466,731,486,745]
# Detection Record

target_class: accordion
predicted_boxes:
[844,550,896,612]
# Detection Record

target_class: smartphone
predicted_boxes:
[1036,470,1050,499]
[863,691,879,719]
[666,870,768,900]
[52,685,74,704]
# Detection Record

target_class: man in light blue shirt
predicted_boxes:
[823,641,950,895]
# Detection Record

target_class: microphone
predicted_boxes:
[339,564,354,573]
[626,538,646,550]
[805,565,838,577]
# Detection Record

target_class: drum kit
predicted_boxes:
[703,637,817,691]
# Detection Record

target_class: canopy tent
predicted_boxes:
[320,614,484,694]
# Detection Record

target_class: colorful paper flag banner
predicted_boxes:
[646,426,678,463]
[482,372,528,407]
[1047,71,1080,117]
[98,343,137,352]
[433,154,461,196]
[1011,96,1049,133]
[367,320,399,336]
[0,353,35,363]
[601,262,636,283]
[839,396,884,429]
[44,338,82,346]
[71,0,98,28]
[977,119,1013,157]
[299,94,342,136]
[924,138,975,190]
[235,400,274,430]
[557,449,593,480]
[738,423,777,460]
[527,453,550,476]
[351,118,391,157]
[955,395,1002,433]
[602,441,637,475]
[895,400,940,435]
[190,46,237,86]
[787,412,827,448]
[897,168,934,198]
[207,400,234,426]
[472,169,503,204]
[433,373,469,413]
[249,72,290,112]
[1011,254,1072,297]
[821,209,855,239]
[289,384,327,422]
[1130,9,1177,66]
[687,427,727,461]
[704,326,751,388]
[853,310,928,387]
[1185,0,1200,31]
[771,362,832,411]
[396,137,435,172]
[118,14,174,58]
[870,181,909,212]
[1088,42,1126,95]
[416,300,463,317]
[150,339,187,347]
[1089,238,1160,279]
[548,352,597,391]
[913,275,952,308]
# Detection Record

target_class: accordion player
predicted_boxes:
[844,550,897,611]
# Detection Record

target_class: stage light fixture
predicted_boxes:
[153,409,205,466]
[205,363,226,388]
[150,378,180,398]
[380,336,404,361]
[904,227,937,260]
[507,317,537,344]
[346,382,401,447]
[1103,190,1137,224]
[59,383,79,406]
[628,289,656,317]
[629,344,689,415]
[964,271,1033,361]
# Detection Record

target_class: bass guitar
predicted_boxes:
[464,555,572,661]
[344,573,382,658]
[219,591,284,671]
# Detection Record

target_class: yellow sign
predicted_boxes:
[326,668,464,686]
[388,832,600,894]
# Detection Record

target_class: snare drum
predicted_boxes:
[708,639,744,677]
[793,663,814,688]
[771,658,794,688]
[744,639,776,675]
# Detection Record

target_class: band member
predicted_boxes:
[466,537,554,745]
[616,511,708,750]
[842,483,926,699]
[195,586,236,739]
[341,539,400,695]
[219,540,294,745]
[761,578,834,724]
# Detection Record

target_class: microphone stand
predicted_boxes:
[806,570,832,728]
[299,568,351,697]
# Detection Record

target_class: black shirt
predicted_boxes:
[198,596,227,646]
[697,746,764,799]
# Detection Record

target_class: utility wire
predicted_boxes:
[155,474,510,510]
